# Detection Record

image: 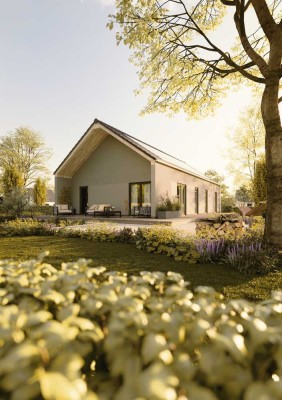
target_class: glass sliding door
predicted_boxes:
[129,182,151,215]
[177,183,186,214]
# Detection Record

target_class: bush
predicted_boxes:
[0,218,53,237]
[0,256,281,400]
[194,238,226,263]
[135,226,200,263]
[157,192,180,211]
[225,240,279,274]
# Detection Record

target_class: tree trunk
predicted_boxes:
[262,76,282,248]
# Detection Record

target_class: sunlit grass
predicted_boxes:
[0,236,281,302]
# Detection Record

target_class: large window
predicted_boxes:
[129,182,151,215]
[177,183,186,214]
[195,187,199,214]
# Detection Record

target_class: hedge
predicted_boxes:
[0,256,281,399]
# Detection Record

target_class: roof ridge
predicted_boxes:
[95,119,208,179]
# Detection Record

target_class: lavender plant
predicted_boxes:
[194,238,226,263]
[225,240,278,274]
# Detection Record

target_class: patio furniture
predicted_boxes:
[133,206,151,218]
[86,204,110,216]
[94,206,121,218]
[86,204,121,218]
[54,204,73,215]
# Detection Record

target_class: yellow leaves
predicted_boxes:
[0,257,282,399]
[40,372,86,400]
[142,333,167,364]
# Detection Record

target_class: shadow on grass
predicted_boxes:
[0,236,280,301]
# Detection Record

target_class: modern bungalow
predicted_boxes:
[54,119,220,217]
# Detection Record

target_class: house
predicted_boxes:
[54,119,221,217]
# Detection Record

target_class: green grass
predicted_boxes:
[0,236,281,302]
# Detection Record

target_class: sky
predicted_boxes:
[0,0,256,191]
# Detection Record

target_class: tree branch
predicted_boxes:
[233,0,269,76]
[251,0,277,41]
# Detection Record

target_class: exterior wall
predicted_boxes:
[70,135,151,214]
[153,162,221,218]
[54,177,72,204]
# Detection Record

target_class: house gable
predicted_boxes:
[54,120,156,178]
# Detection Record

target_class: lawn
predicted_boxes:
[0,236,281,302]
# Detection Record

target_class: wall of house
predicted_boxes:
[70,135,151,214]
[54,177,72,204]
[153,162,221,217]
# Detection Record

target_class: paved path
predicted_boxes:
[63,219,196,236]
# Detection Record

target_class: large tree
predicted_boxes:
[226,102,265,186]
[0,127,51,188]
[110,1,282,247]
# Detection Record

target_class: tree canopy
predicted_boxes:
[226,101,265,187]
[2,166,24,195]
[109,0,281,116]
[0,127,51,188]
[110,0,282,247]
[33,178,47,206]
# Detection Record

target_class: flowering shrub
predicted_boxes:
[195,238,226,263]
[225,240,279,274]
[0,256,281,399]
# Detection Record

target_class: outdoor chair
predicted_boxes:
[54,204,73,215]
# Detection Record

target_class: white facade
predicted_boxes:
[54,119,220,217]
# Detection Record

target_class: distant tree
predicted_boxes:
[226,102,264,187]
[205,170,235,212]
[58,186,72,205]
[253,157,267,204]
[2,166,24,195]
[2,187,29,217]
[0,127,51,188]
[235,185,252,203]
[33,178,47,205]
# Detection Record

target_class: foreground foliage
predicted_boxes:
[0,256,281,400]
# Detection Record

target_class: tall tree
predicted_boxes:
[235,185,252,202]
[253,156,267,204]
[0,127,51,188]
[33,178,47,206]
[110,1,282,247]
[226,102,265,186]
[2,166,24,195]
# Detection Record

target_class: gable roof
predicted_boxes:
[54,118,219,185]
